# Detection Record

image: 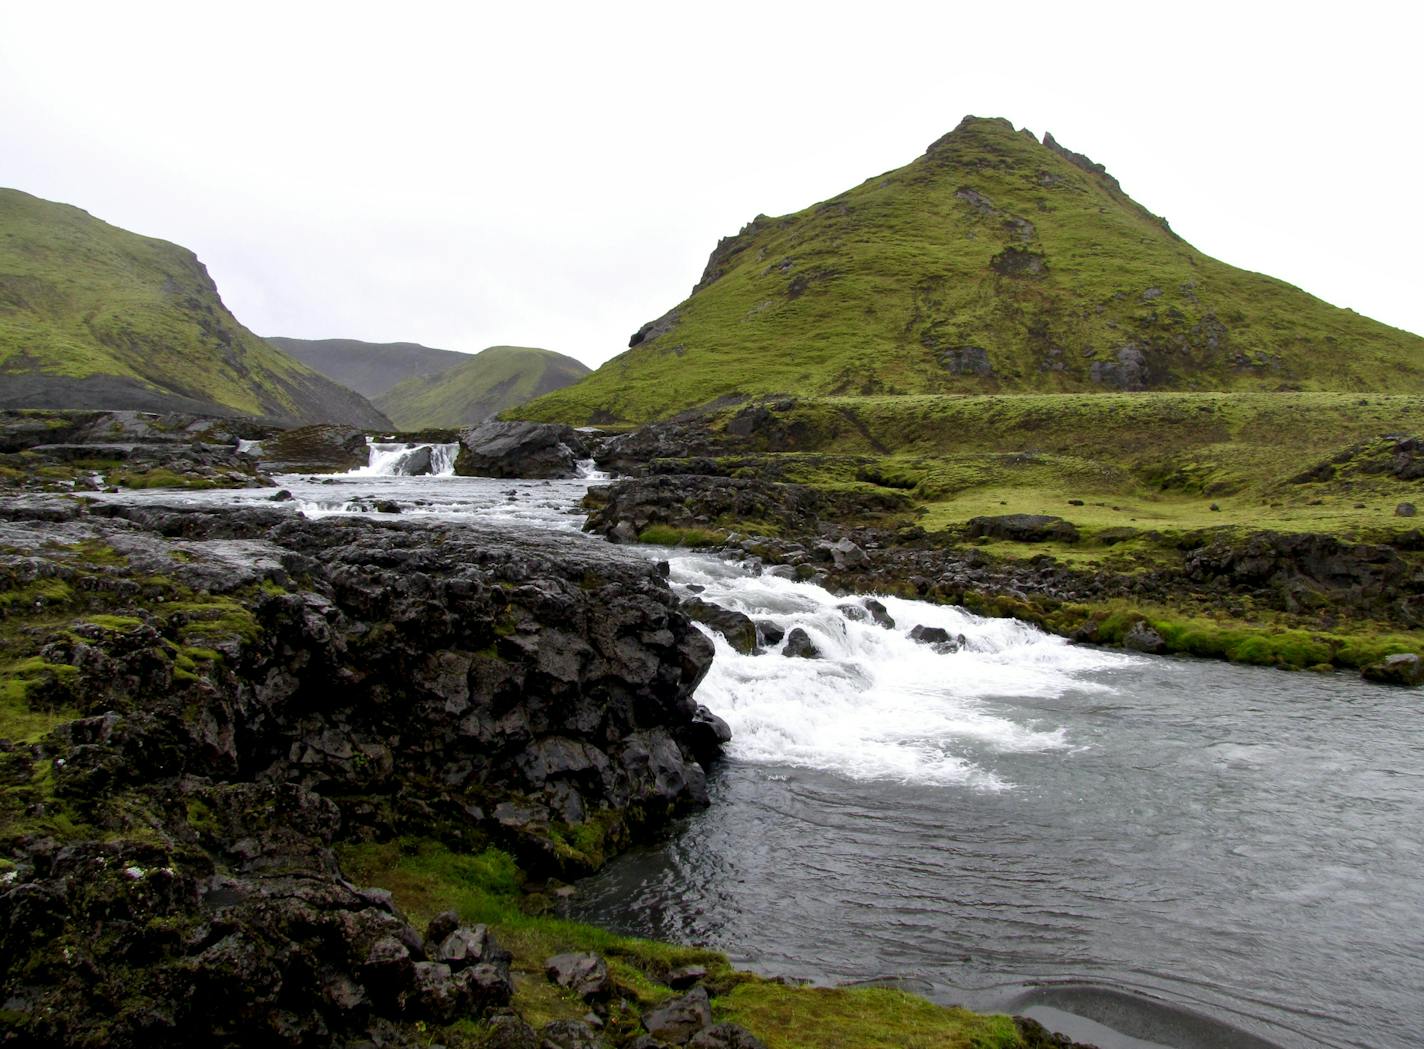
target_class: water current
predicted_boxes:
[97,458,1424,1049]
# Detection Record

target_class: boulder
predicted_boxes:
[688,1024,769,1049]
[1123,621,1168,654]
[545,952,612,1000]
[908,625,963,653]
[864,599,895,629]
[681,704,733,767]
[455,421,589,479]
[966,514,1079,543]
[1361,652,1424,686]
[486,1014,542,1049]
[783,627,821,659]
[643,986,713,1044]
[682,598,758,654]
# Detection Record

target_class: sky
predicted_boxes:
[4,1,1422,368]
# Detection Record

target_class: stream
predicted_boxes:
[96,447,1424,1049]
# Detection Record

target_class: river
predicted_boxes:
[98,451,1424,1049]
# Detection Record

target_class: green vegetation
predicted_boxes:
[376,345,590,429]
[638,524,729,547]
[338,837,1026,1048]
[516,117,1424,425]
[0,188,387,426]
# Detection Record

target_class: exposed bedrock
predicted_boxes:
[454,420,591,479]
[0,499,720,1046]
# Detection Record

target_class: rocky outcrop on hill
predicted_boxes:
[0,498,719,1045]
[455,421,591,479]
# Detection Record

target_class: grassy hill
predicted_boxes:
[0,189,389,426]
[267,336,471,399]
[517,116,1424,424]
[375,345,590,428]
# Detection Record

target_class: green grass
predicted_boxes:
[375,345,590,429]
[717,984,1021,1049]
[638,524,729,547]
[515,117,1424,425]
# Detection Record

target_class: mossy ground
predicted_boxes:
[338,838,1026,1048]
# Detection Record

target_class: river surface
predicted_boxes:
[100,459,1424,1049]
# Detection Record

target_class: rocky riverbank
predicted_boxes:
[583,470,1424,681]
[0,495,728,1046]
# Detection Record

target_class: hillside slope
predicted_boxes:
[375,345,590,428]
[518,117,1424,424]
[267,336,471,399]
[0,189,389,426]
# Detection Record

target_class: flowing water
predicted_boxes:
[93,464,1424,1049]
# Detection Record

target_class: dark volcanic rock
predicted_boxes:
[688,1024,769,1049]
[455,420,590,479]
[545,952,611,1000]
[783,627,821,659]
[643,986,713,1043]
[1361,653,1424,686]
[966,514,1079,543]
[0,499,724,1047]
[682,597,758,654]
[584,475,825,541]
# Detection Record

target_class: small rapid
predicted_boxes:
[667,555,1114,787]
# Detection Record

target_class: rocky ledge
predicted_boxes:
[0,498,722,1045]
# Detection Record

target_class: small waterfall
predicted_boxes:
[235,439,264,457]
[352,440,459,476]
[575,458,611,481]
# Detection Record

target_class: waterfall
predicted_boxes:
[235,439,264,457]
[352,440,459,476]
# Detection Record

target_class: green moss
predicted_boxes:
[0,659,80,741]
[638,525,728,547]
[716,983,1021,1049]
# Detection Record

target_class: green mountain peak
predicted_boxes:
[517,117,1424,425]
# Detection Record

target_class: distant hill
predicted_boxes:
[375,345,590,429]
[0,188,389,427]
[267,337,471,400]
[516,116,1424,424]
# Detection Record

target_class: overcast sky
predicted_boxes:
[4,1,1421,367]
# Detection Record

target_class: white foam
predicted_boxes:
[675,559,1132,788]
[351,441,458,476]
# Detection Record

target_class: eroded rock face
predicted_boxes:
[0,500,722,1046]
[455,420,590,479]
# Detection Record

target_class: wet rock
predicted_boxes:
[1123,621,1168,654]
[864,599,895,629]
[643,986,713,1044]
[687,1024,769,1049]
[682,598,758,655]
[908,625,963,653]
[269,488,294,501]
[373,499,402,513]
[682,705,733,767]
[455,420,590,479]
[756,621,785,647]
[545,952,612,1000]
[783,627,821,659]
[261,423,369,473]
[1361,653,1424,686]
